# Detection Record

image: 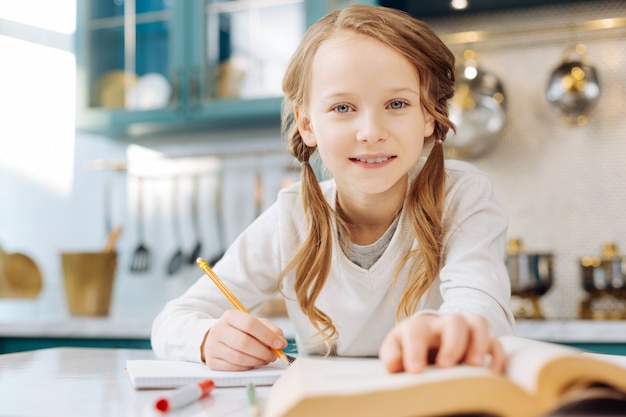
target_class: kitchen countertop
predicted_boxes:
[0,347,270,417]
[2,304,626,343]
[515,320,626,343]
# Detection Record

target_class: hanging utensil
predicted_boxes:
[104,175,112,241]
[546,43,600,126]
[208,168,225,267]
[104,226,122,253]
[102,175,123,254]
[167,177,183,276]
[445,49,507,159]
[188,176,203,264]
[130,176,150,273]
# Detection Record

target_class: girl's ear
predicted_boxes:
[423,110,436,138]
[295,106,316,146]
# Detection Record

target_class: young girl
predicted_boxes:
[151,5,514,374]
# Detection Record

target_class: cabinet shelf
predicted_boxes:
[75,0,318,136]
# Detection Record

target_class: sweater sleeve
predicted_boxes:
[150,203,284,363]
[434,162,515,337]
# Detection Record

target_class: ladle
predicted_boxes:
[188,176,202,264]
[167,177,183,276]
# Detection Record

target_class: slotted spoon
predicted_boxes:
[130,176,150,273]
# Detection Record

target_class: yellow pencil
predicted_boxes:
[196,257,295,366]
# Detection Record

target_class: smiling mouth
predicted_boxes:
[350,156,396,164]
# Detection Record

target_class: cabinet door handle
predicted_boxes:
[170,69,181,112]
[189,66,201,110]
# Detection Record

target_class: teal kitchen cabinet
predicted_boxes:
[75,0,374,135]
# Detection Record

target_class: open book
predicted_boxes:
[265,336,626,417]
[126,359,287,389]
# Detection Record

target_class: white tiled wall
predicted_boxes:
[426,0,626,318]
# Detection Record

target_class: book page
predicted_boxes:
[500,335,580,394]
[295,358,496,395]
[266,357,539,417]
[126,359,287,389]
[502,336,626,411]
[582,351,626,368]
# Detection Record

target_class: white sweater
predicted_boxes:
[151,159,515,363]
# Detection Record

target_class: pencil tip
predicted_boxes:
[286,354,297,365]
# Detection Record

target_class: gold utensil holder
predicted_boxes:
[61,252,117,316]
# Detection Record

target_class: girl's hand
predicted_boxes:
[379,313,506,374]
[201,310,288,371]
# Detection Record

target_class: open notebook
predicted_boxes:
[126,359,288,389]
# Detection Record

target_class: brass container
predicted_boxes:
[61,252,117,316]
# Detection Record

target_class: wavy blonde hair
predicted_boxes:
[279,5,456,352]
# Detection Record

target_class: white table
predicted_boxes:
[0,347,269,417]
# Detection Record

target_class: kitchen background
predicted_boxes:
[0,0,625,329]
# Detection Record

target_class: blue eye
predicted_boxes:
[334,104,351,113]
[389,100,406,109]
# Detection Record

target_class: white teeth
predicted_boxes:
[357,157,389,163]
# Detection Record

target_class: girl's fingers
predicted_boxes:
[380,314,507,375]
[463,315,491,366]
[223,310,287,350]
[461,315,505,373]
[203,311,287,370]
[380,315,435,373]
[379,331,405,373]
[487,338,507,373]
[399,316,434,373]
[259,318,287,346]
[435,314,470,367]
[204,345,270,371]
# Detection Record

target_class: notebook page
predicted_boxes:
[126,359,288,389]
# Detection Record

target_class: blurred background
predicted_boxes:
[1,0,625,354]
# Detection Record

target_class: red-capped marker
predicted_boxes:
[155,379,215,412]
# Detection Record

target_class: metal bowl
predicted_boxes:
[506,239,554,297]
[507,253,554,297]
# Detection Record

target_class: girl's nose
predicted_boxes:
[355,112,388,143]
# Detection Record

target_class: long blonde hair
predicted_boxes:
[279,5,456,351]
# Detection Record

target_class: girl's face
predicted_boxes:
[296,30,435,200]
